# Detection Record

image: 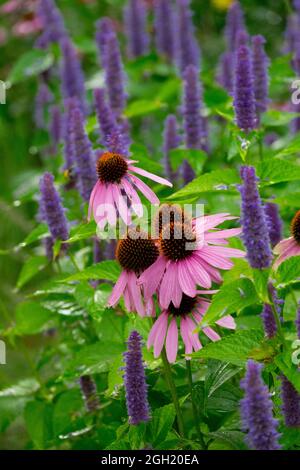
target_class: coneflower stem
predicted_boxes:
[161,348,185,438]
[186,360,206,449]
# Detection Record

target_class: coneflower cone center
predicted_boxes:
[116,230,159,273]
[168,294,197,316]
[159,222,196,261]
[96,152,128,183]
[153,204,191,238]
[291,210,300,244]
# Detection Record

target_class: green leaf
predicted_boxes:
[275,256,300,286]
[275,350,300,393]
[16,255,48,289]
[0,378,40,398]
[67,220,97,243]
[60,260,121,283]
[167,169,239,201]
[192,329,264,366]
[130,143,163,173]
[14,301,53,335]
[257,158,300,186]
[24,401,53,449]
[252,268,270,302]
[274,134,300,158]
[52,390,84,437]
[201,278,259,326]
[261,110,300,127]
[8,50,54,85]
[208,431,247,450]
[18,224,49,248]
[125,99,165,118]
[204,361,242,398]
[169,148,207,175]
[147,404,176,447]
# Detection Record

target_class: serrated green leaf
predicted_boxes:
[257,158,300,186]
[275,350,300,393]
[0,378,40,398]
[169,148,207,174]
[16,255,48,289]
[17,224,49,248]
[261,110,300,127]
[14,301,53,335]
[67,220,97,243]
[24,401,53,449]
[8,50,54,85]
[275,256,300,286]
[147,404,176,447]
[125,99,165,118]
[60,260,121,283]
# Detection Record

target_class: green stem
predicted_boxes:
[69,252,81,272]
[186,360,206,449]
[270,300,286,347]
[161,348,185,438]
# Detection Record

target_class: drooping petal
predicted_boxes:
[166,317,178,363]
[127,271,145,317]
[138,256,167,299]
[108,270,128,306]
[129,174,160,204]
[178,259,197,297]
[128,165,173,187]
[202,326,221,342]
[153,312,169,357]
[216,315,236,329]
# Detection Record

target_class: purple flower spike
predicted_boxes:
[176,0,200,74]
[225,1,245,50]
[233,43,257,133]
[239,166,272,269]
[240,360,281,450]
[71,104,96,202]
[124,0,149,58]
[163,114,180,182]
[95,17,114,69]
[62,98,77,172]
[217,52,234,94]
[94,88,118,145]
[79,375,100,413]
[39,172,69,242]
[36,0,67,48]
[264,202,282,248]
[183,65,205,150]
[154,0,176,62]
[35,81,53,129]
[261,304,277,339]
[49,105,62,152]
[280,375,300,428]
[123,331,150,426]
[60,38,86,114]
[252,35,270,119]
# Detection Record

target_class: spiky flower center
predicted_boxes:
[168,294,197,317]
[159,222,196,261]
[116,229,159,273]
[153,204,191,238]
[291,210,300,244]
[96,152,128,183]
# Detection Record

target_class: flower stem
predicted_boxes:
[161,348,185,438]
[186,360,206,449]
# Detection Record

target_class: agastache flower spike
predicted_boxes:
[240,360,281,450]
[280,375,300,428]
[36,0,67,48]
[60,38,86,115]
[233,43,257,132]
[123,331,150,425]
[225,1,245,51]
[261,283,283,339]
[217,52,234,94]
[39,172,69,242]
[154,0,176,62]
[95,17,114,69]
[239,166,272,269]
[79,375,100,413]
[252,35,269,120]
[62,98,77,173]
[70,103,96,202]
[49,105,62,153]
[163,114,180,182]
[264,202,282,248]
[176,0,200,74]
[124,0,149,58]
[94,88,118,145]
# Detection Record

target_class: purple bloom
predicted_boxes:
[79,375,100,413]
[105,127,130,156]
[163,114,180,182]
[95,17,114,69]
[70,104,97,202]
[35,81,53,129]
[123,330,150,425]
[217,52,234,94]
[62,98,77,172]
[252,35,269,119]
[154,0,176,62]
[43,236,54,261]
[49,105,62,152]
[36,0,67,48]
[233,43,257,133]
[124,0,149,58]
[176,0,200,74]
[261,304,277,339]
[94,88,118,145]
[60,38,86,114]
[239,166,273,269]
[225,1,245,51]
[39,172,69,242]
[280,375,300,428]
[240,360,281,450]
[264,202,282,248]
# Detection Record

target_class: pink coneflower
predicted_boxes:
[274,210,300,268]
[108,229,159,317]
[88,151,172,228]
[148,294,236,363]
[139,207,244,309]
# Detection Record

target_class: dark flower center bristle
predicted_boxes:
[168,294,197,316]
[116,229,159,273]
[153,204,191,238]
[291,210,300,244]
[96,151,128,183]
[159,221,196,261]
